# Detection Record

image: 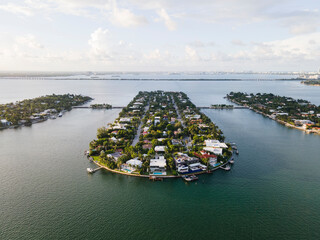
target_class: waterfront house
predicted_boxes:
[121,158,142,173]
[203,147,223,155]
[205,140,228,148]
[149,156,167,175]
[0,119,11,127]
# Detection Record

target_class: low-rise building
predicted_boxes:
[155,146,166,152]
[149,156,167,175]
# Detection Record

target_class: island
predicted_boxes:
[0,94,92,129]
[87,91,234,180]
[301,80,320,86]
[227,92,320,134]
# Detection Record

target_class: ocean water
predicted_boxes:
[0,79,319,239]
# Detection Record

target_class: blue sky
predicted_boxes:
[0,0,319,71]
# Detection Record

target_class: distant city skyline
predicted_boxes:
[0,0,319,71]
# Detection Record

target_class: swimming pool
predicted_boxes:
[152,172,165,175]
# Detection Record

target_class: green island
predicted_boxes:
[210,104,234,109]
[301,80,320,86]
[88,91,234,179]
[227,92,320,134]
[91,103,112,109]
[0,94,92,129]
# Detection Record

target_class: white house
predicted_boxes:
[155,146,166,152]
[119,117,132,123]
[150,156,167,174]
[205,140,228,148]
[154,116,160,125]
[203,147,223,155]
[0,119,11,126]
[126,158,143,168]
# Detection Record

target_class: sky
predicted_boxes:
[0,0,319,72]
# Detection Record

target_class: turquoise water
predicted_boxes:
[0,79,319,239]
[152,172,165,175]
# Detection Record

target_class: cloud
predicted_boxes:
[88,28,112,59]
[110,1,148,27]
[15,34,44,49]
[189,41,215,48]
[0,3,33,16]
[156,8,176,31]
[231,40,246,46]
[185,46,199,61]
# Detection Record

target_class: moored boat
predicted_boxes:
[87,168,94,173]
[182,174,198,182]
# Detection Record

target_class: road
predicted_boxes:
[131,104,150,146]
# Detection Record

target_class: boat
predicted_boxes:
[229,158,234,164]
[220,164,231,171]
[87,168,94,173]
[235,149,239,155]
[58,112,63,117]
[182,174,198,182]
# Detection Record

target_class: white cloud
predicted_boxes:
[88,28,112,59]
[156,8,176,31]
[0,3,33,16]
[185,46,199,61]
[110,1,147,27]
[15,34,44,49]
[231,40,246,46]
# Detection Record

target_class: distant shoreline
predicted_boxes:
[0,78,303,81]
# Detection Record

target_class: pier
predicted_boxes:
[198,106,248,109]
[87,167,102,173]
[74,106,248,110]
[73,106,124,109]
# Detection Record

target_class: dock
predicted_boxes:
[73,106,124,109]
[87,167,102,173]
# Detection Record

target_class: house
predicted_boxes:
[172,139,183,146]
[113,123,126,130]
[149,156,167,175]
[119,117,132,123]
[143,144,152,150]
[203,147,223,155]
[205,140,228,148]
[107,152,123,161]
[121,158,142,173]
[155,146,166,152]
[0,119,11,127]
[126,158,142,168]
[177,165,189,173]
[294,119,314,126]
[154,116,160,125]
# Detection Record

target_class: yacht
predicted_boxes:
[182,174,198,182]
[87,168,94,173]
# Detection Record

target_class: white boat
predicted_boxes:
[58,112,63,117]
[87,168,94,173]
[229,159,234,164]
[182,174,198,182]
